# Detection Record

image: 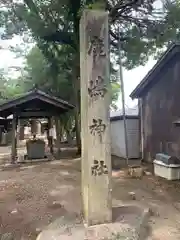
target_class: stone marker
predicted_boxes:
[80,10,112,226]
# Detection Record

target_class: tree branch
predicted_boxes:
[42,31,74,46]
[109,0,139,22]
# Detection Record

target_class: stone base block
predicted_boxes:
[37,205,150,240]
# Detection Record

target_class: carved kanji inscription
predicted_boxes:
[88,36,106,63]
[88,76,107,100]
[89,118,106,142]
[91,160,108,176]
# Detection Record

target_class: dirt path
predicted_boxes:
[113,169,180,239]
[0,149,180,239]
[0,158,82,239]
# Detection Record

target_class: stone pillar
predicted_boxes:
[11,114,17,163]
[80,10,112,226]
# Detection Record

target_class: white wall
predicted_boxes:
[111,120,125,157]
[126,119,140,158]
[110,118,140,159]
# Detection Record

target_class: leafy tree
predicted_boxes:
[1,1,180,66]
[16,44,119,141]
[20,45,75,142]
[0,68,24,103]
[21,45,119,105]
[110,82,120,111]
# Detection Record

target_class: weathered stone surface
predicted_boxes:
[26,139,45,159]
[36,206,150,240]
[36,214,84,240]
[1,233,14,240]
[80,9,112,226]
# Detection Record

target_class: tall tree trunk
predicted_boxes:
[70,2,81,155]
[72,55,81,155]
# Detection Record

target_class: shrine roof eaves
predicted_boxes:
[0,89,74,117]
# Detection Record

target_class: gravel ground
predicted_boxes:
[0,146,180,239]
[0,146,81,240]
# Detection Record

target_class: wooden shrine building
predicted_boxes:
[0,89,74,163]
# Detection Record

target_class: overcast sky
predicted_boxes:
[118,59,157,108]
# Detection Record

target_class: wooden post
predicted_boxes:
[19,121,25,141]
[11,114,17,163]
[48,117,54,155]
[16,119,20,147]
[80,10,112,226]
[55,117,61,155]
[0,128,2,144]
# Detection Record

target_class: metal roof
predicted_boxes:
[110,106,139,121]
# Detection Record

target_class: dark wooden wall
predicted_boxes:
[141,53,180,161]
